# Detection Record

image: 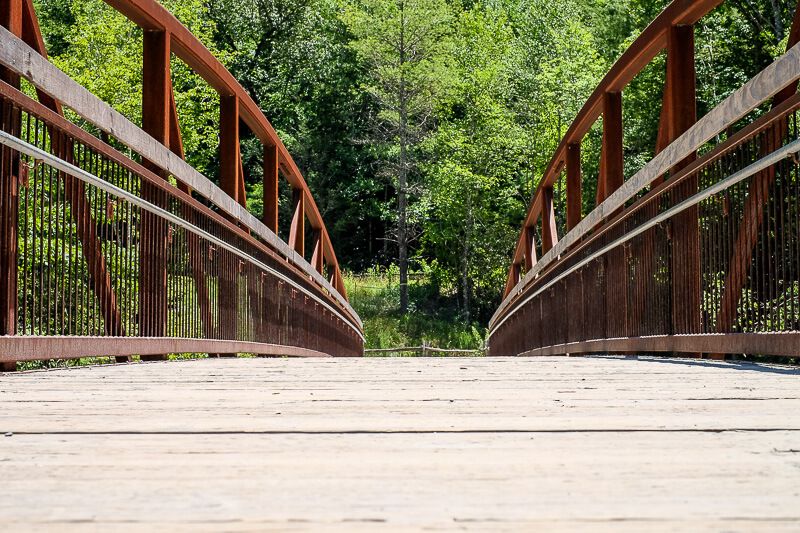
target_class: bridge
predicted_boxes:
[490,0,800,359]
[0,0,799,529]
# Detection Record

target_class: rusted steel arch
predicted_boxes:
[491,0,800,359]
[0,0,363,365]
[504,0,722,279]
[103,0,347,299]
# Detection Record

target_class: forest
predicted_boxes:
[31,0,799,348]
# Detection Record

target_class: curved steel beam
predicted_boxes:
[0,25,361,330]
[507,0,722,272]
[102,0,345,279]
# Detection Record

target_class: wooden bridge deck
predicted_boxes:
[1,356,799,531]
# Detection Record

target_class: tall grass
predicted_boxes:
[344,267,487,350]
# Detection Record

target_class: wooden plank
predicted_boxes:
[0,356,799,530]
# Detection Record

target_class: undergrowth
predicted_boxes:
[344,267,487,351]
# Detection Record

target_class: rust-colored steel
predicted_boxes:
[311,231,325,274]
[139,29,170,358]
[541,187,558,254]
[102,0,345,278]
[507,0,724,270]
[523,226,537,272]
[220,94,242,207]
[492,0,800,360]
[715,7,800,335]
[0,0,21,372]
[599,92,623,206]
[263,143,279,233]
[566,143,582,230]
[0,0,363,368]
[665,24,701,337]
[290,188,305,256]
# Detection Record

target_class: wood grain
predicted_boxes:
[1,356,799,531]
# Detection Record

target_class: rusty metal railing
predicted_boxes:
[490,1,800,359]
[0,0,363,368]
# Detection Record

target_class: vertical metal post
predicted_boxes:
[311,230,324,274]
[599,91,626,337]
[218,95,240,352]
[512,262,521,285]
[220,95,241,205]
[665,25,701,338]
[541,188,558,254]
[600,92,624,204]
[139,30,170,358]
[523,226,537,272]
[566,142,582,231]
[263,143,279,233]
[503,268,517,298]
[0,0,22,371]
[289,188,305,256]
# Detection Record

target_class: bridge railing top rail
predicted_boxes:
[0,9,361,330]
[0,78,364,339]
[505,0,723,267]
[490,39,800,331]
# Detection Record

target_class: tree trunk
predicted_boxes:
[398,140,408,314]
[769,0,784,41]
[397,130,408,314]
[398,0,409,314]
[461,193,472,323]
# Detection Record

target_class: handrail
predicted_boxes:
[491,135,800,336]
[506,0,723,269]
[0,24,361,331]
[0,129,365,339]
[491,34,800,333]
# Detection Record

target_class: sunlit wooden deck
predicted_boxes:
[1,356,799,531]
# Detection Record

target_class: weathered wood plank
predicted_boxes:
[0,356,798,531]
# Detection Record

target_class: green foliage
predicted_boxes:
[344,268,486,349]
[207,0,383,268]
[35,0,224,175]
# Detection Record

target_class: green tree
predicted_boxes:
[208,0,382,268]
[34,0,223,175]
[423,6,525,322]
[343,0,453,313]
